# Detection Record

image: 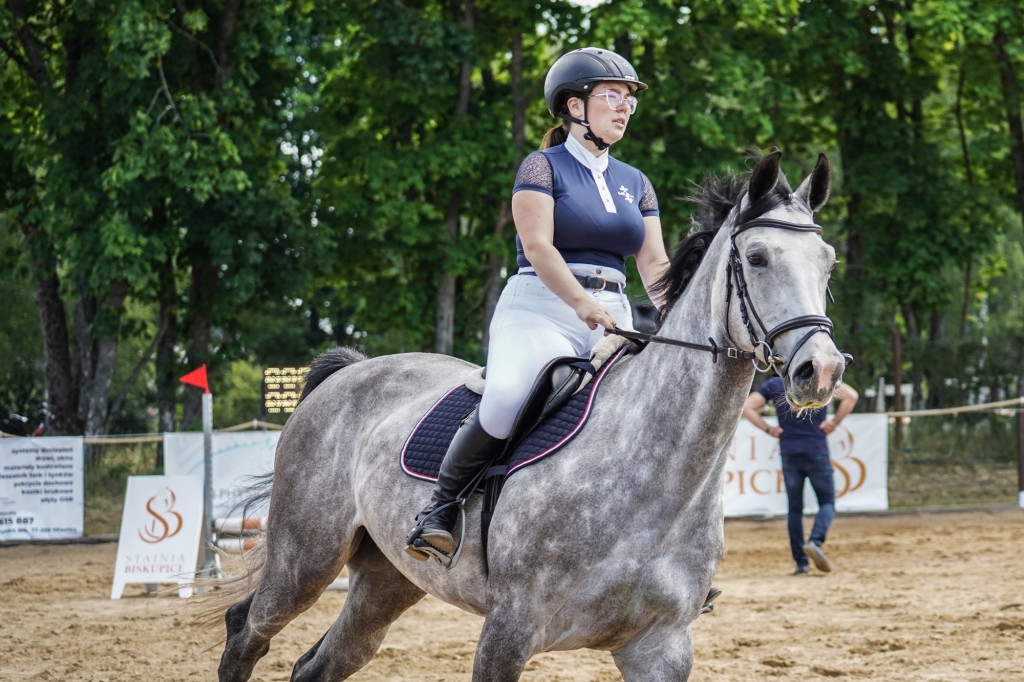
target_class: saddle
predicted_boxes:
[400,335,631,565]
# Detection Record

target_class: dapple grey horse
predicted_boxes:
[207,150,846,681]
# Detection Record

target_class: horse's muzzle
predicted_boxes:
[784,344,846,409]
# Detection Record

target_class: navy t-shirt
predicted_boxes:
[511,144,659,275]
[755,377,829,456]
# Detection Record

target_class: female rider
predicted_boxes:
[407,47,669,563]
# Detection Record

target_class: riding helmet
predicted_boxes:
[543,47,648,118]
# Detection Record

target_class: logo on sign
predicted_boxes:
[139,486,183,543]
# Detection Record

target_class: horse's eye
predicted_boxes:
[747,251,767,267]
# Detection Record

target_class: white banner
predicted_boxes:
[111,475,204,599]
[724,413,888,517]
[163,431,278,518]
[0,437,84,540]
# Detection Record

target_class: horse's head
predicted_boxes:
[725,151,847,409]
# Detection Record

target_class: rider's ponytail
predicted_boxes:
[541,122,570,149]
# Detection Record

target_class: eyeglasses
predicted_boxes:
[591,90,638,115]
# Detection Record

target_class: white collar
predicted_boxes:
[565,132,609,174]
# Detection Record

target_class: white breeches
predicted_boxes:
[478,266,634,439]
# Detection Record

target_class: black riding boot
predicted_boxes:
[405,408,505,564]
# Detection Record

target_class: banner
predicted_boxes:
[0,436,84,541]
[163,431,278,518]
[724,413,888,517]
[159,417,887,523]
[111,475,203,599]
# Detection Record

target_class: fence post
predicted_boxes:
[1017,396,1023,509]
[201,391,217,576]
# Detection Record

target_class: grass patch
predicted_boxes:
[887,413,1019,508]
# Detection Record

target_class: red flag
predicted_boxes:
[179,364,210,393]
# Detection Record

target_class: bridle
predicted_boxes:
[610,216,850,373]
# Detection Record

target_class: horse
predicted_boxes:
[206,149,847,681]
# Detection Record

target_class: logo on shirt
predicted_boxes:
[617,186,634,204]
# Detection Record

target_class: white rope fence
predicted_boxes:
[885,396,1024,419]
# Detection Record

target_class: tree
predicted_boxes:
[1,1,328,437]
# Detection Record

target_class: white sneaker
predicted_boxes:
[803,542,832,572]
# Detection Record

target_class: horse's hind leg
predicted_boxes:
[218,531,353,682]
[291,535,426,681]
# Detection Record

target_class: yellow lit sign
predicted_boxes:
[262,366,310,414]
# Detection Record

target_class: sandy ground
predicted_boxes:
[1,508,1022,681]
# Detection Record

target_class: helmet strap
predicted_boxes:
[557,97,610,151]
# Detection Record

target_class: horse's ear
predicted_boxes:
[794,153,831,213]
[748,150,782,204]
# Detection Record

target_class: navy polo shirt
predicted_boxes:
[511,143,658,275]
[756,377,829,456]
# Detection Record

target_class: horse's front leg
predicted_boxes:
[612,625,694,681]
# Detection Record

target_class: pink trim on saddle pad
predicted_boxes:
[399,382,473,484]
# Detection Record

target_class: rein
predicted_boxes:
[610,216,846,373]
[606,327,757,364]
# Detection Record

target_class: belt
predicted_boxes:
[521,271,623,293]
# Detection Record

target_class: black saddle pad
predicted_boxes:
[400,348,625,485]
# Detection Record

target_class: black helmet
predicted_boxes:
[544,47,647,117]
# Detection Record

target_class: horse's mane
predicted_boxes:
[651,159,794,326]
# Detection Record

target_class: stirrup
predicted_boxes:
[403,502,467,570]
[404,537,455,568]
[701,587,723,615]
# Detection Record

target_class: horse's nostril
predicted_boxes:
[794,361,814,384]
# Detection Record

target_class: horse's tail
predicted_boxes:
[190,347,365,641]
[299,346,368,402]
[188,473,274,644]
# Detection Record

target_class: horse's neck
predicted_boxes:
[616,237,754,452]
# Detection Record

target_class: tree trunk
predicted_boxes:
[994,30,1024,240]
[433,0,474,356]
[75,280,127,436]
[482,30,526,351]
[891,321,903,449]
[183,257,217,428]
[993,30,1024,486]
[435,193,459,355]
[155,257,179,437]
[23,226,78,435]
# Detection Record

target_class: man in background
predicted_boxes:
[742,378,859,575]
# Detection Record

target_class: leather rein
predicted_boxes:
[609,217,847,373]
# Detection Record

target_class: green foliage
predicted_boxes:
[3,0,1024,433]
[0,215,45,419]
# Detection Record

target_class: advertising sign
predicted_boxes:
[724,413,888,517]
[163,431,278,518]
[111,475,203,599]
[0,436,84,541]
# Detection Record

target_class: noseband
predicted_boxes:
[611,217,850,372]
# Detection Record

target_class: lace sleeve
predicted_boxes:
[639,171,660,215]
[513,151,553,194]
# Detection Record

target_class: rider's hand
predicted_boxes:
[575,298,617,332]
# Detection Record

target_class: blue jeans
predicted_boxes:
[782,452,835,567]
